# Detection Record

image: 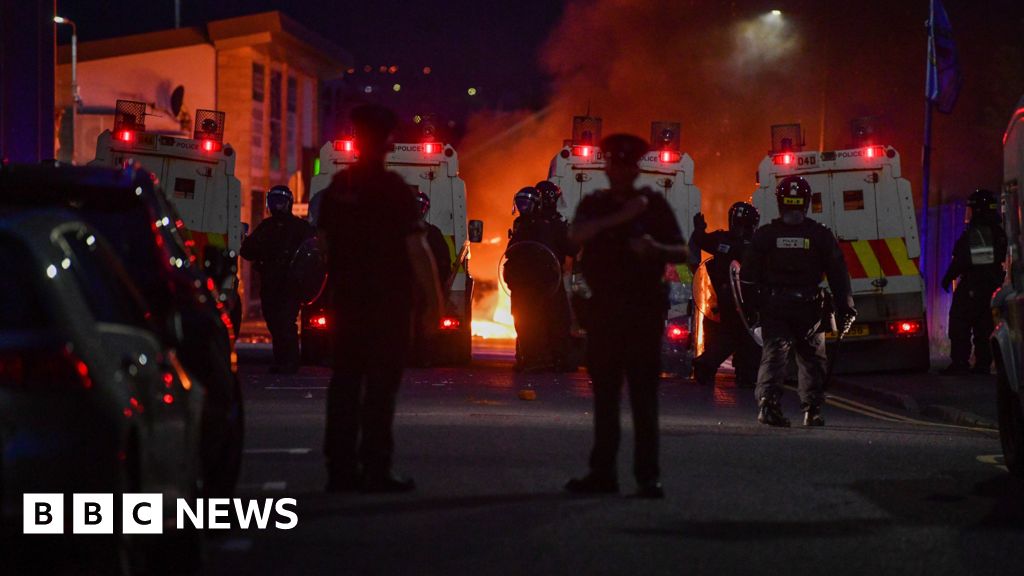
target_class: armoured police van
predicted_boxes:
[751,124,928,373]
[91,100,243,322]
[306,130,481,365]
[547,117,702,374]
[992,94,1024,477]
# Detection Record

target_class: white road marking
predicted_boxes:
[244,448,312,455]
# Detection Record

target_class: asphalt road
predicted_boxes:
[202,342,1024,576]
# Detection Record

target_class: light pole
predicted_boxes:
[54,15,79,163]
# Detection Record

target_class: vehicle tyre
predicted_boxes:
[453,329,473,365]
[997,360,1024,478]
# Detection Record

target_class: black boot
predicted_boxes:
[564,473,619,494]
[803,405,825,427]
[757,398,791,427]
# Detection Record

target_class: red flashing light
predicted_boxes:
[308,314,329,329]
[773,153,794,166]
[865,146,885,159]
[117,130,135,143]
[424,142,439,154]
[888,320,922,336]
[659,150,681,164]
[439,316,460,331]
[333,140,355,153]
[163,393,174,405]
[201,139,221,152]
[163,372,174,387]
[572,145,593,158]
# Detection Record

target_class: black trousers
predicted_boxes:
[754,300,827,409]
[261,284,301,368]
[694,308,761,387]
[949,283,996,369]
[585,303,665,483]
[324,303,411,475]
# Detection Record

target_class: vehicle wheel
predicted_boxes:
[454,330,473,365]
[997,363,1024,478]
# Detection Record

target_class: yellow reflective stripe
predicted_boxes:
[850,240,882,277]
[676,264,693,284]
[884,237,919,276]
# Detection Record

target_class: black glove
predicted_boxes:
[693,212,707,233]
[837,308,857,337]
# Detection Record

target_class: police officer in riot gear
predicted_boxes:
[941,188,1007,375]
[318,104,443,493]
[506,186,555,371]
[536,180,575,369]
[690,202,761,388]
[565,133,688,498]
[411,190,453,366]
[240,184,316,374]
[742,176,855,427]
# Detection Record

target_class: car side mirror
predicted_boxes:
[468,220,484,243]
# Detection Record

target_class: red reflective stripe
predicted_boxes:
[869,239,901,276]
[839,241,867,278]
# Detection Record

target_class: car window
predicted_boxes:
[59,228,151,329]
[0,234,50,329]
[79,203,169,304]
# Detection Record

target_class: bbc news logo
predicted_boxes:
[23,494,298,534]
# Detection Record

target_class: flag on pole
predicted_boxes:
[925,0,962,114]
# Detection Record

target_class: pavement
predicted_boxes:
[836,369,999,431]
[189,341,1023,576]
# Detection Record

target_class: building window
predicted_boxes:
[270,70,282,172]
[252,63,265,102]
[287,76,298,173]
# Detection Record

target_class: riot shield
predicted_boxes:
[289,237,328,305]
[728,260,763,347]
[499,240,563,298]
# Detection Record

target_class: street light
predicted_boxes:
[54,16,79,105]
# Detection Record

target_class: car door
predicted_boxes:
[57,225,198,493]
[829,171,880,242]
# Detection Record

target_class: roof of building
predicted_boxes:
[58,11,351,78]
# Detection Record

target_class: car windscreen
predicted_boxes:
[76,204,169,306]
[60,228,151,329]
[0,234,50,329]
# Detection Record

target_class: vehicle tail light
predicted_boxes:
[888,319,922,336]
[423,142,440,154]
[572,145,593,158]
[773,153,794,166]
[117,130,135,143]
[666,322,689,343]
[439,316,460,331]
[333,140,355,152]
[201,139,221,152]
[308,314,329,329]
[0,346,93,391]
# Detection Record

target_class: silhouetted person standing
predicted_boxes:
[565,134,688,499]
[318,105,443,492]
[240,185,315,374]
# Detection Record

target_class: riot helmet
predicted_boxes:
[967,188,999,224]
[775,176,812,225]
[415,191,431,219]
[535,180,562,213]
[513,186,541,216]
[267,185,294,216]
[728,201,760,237]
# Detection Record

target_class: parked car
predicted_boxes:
[0,164,243,497]
[0,210,202,569]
